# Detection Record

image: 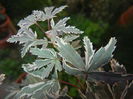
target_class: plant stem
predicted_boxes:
[76,76,84,88]
[35,23,45,33]
[59,79,80,89]
[47,19,51,30]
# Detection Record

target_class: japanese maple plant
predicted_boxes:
[7,5,133,99]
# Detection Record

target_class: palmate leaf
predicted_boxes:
[8,29,48,58]
[59,37,116,76]
[7,28,36,44]
[21,39,47,58]
[30,48,62,71]
[23,63,54,79]
[46,17,83,36]
[17,5,67,29]
[23,48,62,79]
[43,5,67,20]
[56,37,85,70]
[15,79,60,99]
[18,15,37,29]
[88,37,117,72]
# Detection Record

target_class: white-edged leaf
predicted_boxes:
[52,59,62,71]
[63,35,79,42]
[27,48,62,79]
[23,64,54,79]
[56,37,85,70]
[18,15,36,28]
[32,10,45,21]
[52,5,67,15]
[7,28,36,44]
[46,17,83,36]
[83,37,94,70]
[63,61,82,75]
[7,34,33,44]
[35,59,52,69]
[63,26,84,34]
[43,5,67,20]
[15,82,45,98]
[88,37,117,71]
[15,80,60,99]
[8,28,47,58]
[30,48,54,59]
[21,39,47,58]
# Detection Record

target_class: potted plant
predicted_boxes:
[7,5,133,99]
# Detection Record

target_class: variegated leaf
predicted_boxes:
[27,48,62,79]
[43,5,67,20]
[63,61,82,75]
[46,17,83,36]
[56,37,85,70]
[30,48,54,59]
[88,38,117,71]
[83,37,94,70]
[7,28,36,44]
[21,39,47,58]
[15,80,60,99]
[23,63,54,79]
[63,35,79,42]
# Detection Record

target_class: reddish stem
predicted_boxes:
[16,72,27,83]
[59,80,80,89]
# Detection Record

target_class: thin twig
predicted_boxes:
[47,19,51,30]
[35,22,45,33]
[59,80,80,89]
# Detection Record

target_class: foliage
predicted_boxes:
[7,5,133,99]
[69,15,109,45]
[0,48,35,79]
[89,0,131,22]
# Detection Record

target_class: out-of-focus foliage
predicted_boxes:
[0,48,35,79]
[69,15,109,45]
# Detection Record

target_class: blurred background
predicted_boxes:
[0,0,133,97]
